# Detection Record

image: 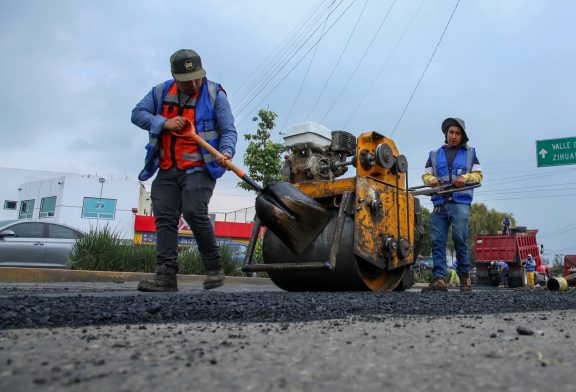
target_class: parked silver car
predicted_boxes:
[0,220,83,269]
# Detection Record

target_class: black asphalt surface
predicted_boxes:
[1,285,575,330]
[2,283,576,392]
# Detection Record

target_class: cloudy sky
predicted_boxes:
[1,0,575,257]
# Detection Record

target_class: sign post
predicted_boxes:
[536,137,576,167]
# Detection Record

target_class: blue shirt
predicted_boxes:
[496,261,509,271]
[525,257,536,272]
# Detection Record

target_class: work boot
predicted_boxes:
[458,273,472,293]
[138,265,178,292]
[422,276,448,292]
[204,269,225,290]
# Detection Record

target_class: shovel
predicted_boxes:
[188,131,330,255]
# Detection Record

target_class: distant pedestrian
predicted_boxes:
[501,217,511,235]
[523,253,537,288]
[491,261,509,288]
[421,117,483,293]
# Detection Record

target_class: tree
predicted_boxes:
[549,254,564,276]
[415,206,432,257]
[238,109,285,192]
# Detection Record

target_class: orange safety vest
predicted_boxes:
[159,83,203,170]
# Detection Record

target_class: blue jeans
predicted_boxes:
[429,202,470,278]
[151,168,220,272]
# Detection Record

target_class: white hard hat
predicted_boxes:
[528,254,532,258]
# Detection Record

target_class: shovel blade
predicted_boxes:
[255,182,330,255]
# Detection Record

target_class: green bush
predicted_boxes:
[71,226,157,272]
[412,268,432,283]
[70,227,260,276]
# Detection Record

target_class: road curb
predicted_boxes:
[0,267,273,286]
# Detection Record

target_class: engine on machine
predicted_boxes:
[281,122,357,183]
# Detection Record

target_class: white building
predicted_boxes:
[1,167,140,239]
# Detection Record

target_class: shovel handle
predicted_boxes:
[189,131,263,192]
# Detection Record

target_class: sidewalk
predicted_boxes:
[0,267,273,286]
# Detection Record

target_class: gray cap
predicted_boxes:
[441,117,468,143]
[170,49,206,82]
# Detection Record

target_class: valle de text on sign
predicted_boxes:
[536,137,576,167]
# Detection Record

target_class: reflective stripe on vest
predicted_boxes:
[430,146,475,205]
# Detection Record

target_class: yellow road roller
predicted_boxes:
[242,124,422,292]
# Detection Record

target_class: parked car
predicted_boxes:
[411,257,432,271]
[220,241,248,264]
[470,266,478,284]
[0,220,83,269]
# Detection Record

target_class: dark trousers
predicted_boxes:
[151,168,220,272]
[499,270,509,286]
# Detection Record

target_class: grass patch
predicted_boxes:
[70,226,264,276]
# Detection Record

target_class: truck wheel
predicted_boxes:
[536,273,548,286]
[509,268,527,288]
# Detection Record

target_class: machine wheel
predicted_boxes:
[393,268,414,291]
[263,211,408,292]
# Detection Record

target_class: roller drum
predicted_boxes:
[263,210,406,291]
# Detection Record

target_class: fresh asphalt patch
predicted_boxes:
[1,288,575,330]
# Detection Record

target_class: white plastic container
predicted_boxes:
[283,122,332,149]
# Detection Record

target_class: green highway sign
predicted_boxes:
[536,137,576,167]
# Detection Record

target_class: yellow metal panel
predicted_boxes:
[353,175,414,270]
[296,177,355,199]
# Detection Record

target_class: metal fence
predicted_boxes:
[214,206,256,223]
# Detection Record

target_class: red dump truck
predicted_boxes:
[564,255,576,276]
[474,229,549,287]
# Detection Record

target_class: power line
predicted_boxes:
[283,1,337,129]
[343,0,427,129]
[476,185,576,196]
[474,192,576,202]
[305,0,369,120]
[235,0,358,126]
[478,180,576,193]
[390,0,461,136]
[320,0,398,123]
[235,2,338,111]
[485,167,576,185]
[540,220,576,238]
[233,0,326,100]
[234,0,350,117]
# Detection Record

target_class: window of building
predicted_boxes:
[82,197,117,219]
[18,199,35,219]
[39,196,57,218]
[4,200,17,210]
